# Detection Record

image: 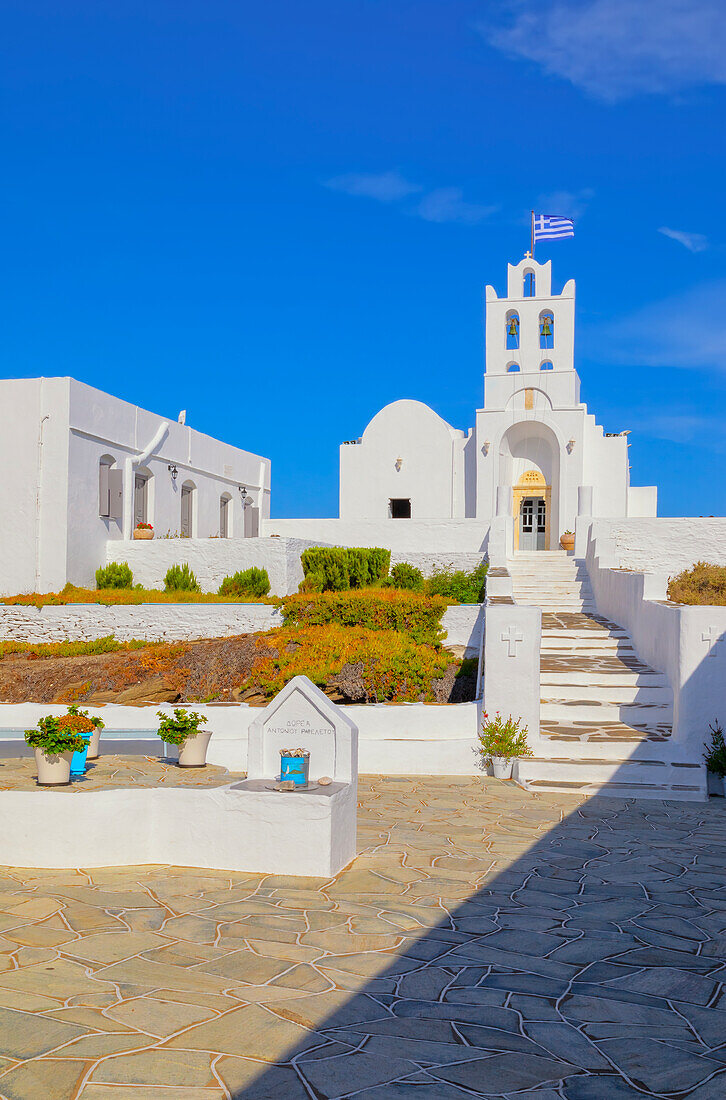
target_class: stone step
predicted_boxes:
[541,700,673,724]
[541,719,672,744]
[518,756,702,788]
[540,683,671,704]
[541,667,669,685]
[522,778,704,801]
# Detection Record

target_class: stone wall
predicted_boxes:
[105,536,318,596]
[604,519,726,575]
[0,602,483,648]
[390,552,485,578]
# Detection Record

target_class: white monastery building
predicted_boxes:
[339,255,657,550]
[0,377,270,595]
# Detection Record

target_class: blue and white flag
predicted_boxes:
[533,214,575,241]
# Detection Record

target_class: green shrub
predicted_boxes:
[156,708,207,745]
[218,567,270,599]
[704,721,726,775]
[426,561,488,604]
[24,714,90,756]
[668,562,726,606]
[281,589,445,645]
[389,562,425,591]
[95,562,133,589]
[164,563,201,593]
[477,713,532,762]
[300,547,391,591]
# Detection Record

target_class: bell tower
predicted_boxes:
[483,255,578,410]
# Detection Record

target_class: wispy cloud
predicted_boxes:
[481,0,726,101]
[415,188,499,225]
[595,280,726,370]
[325,170,497,226]
[324,170,422,203]
[628,411,726,452]
[659,227,709,253]
[537,188,594,221]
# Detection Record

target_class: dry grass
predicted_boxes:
[3,585,273,607]
[668,562,726,606]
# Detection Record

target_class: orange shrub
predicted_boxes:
[668,562,726,606]
[279,589,446,645]
[242,624,450,702]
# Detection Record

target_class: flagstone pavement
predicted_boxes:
[0,772,725,1099]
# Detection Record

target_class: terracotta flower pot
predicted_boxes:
[560,533,575,552]
[134,528,154,540]
[86,727,101,760]
[35,748,73,786]
[177,730,212,767]
[491,755,514,780]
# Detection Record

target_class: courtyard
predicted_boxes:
[0,774,724,1098]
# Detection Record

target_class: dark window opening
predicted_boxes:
[390,498,411,519]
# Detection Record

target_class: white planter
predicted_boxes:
[491,755,514,780]
[86,728,101,760]
[177,731,212,768]
[34,748,73,786]
[707,770,724,797]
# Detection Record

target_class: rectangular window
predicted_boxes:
[390,498,411,519]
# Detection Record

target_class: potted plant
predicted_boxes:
[66,704,105,760]
[560,530,575,552]
[156,708,211,767]
[477,712,532,780]
[24,715,91,786]
[703,721,726,796]
[134,522,154,541]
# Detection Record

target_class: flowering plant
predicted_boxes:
[477,712,531,762]
[156,708,207,746]
[135,522,153,530]
[25,714,89,756]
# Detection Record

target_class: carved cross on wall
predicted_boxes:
[702,625,721,657]
[501,625,524,657]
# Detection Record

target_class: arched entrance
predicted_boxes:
[513,470,550,551]
[497,421,560,552]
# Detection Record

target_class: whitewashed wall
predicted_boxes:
[0,602,482,648]
[0,700,481,776]
[263,518,490,552]
[390,552,485,577]
[105,536,316,596]
[592,518,726,575]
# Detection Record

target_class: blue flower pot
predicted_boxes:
[70,741,90,777]
[280,753,309,787]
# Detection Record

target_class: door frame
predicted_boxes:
[512,470,551,551]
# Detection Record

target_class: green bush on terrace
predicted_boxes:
[95,562,133,589]
[219,567,271,599]
[300,547,391,591]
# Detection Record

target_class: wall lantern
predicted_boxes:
[395,457,403,472]
[239,486,254,506]
[168,464,178,481]
[482,441,491,456]
[566,439,576,455]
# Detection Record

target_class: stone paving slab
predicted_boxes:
[0,755,245,793]
[0,776,725,1098]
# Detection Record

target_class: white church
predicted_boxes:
[339,255,657,550]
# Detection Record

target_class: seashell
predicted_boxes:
[318,776,333,786]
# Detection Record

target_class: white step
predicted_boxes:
[540,683,671,704]
[518,756,702,789]
[541,669,669,687]
[541,701,673,724]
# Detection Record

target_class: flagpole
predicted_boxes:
[531,210,535,258]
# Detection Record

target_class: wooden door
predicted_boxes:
[519,497,535,550]
[219,496,229,538]
[536,497,547,550]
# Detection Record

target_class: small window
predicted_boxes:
[540,360,554,371]
[523,270,535,297]
[539,310,554,350]
[507,363,521,373]
[390,498,411,519]
[506,310,520,350]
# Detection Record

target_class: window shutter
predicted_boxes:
[108,469,123,519]
[99,463,110,517]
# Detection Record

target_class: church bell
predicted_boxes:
[508,318,518,337]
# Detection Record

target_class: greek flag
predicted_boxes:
[533,214,575,241]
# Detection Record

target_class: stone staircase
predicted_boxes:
[508,552,704,800]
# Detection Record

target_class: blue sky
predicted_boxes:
[1,0,724,517]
